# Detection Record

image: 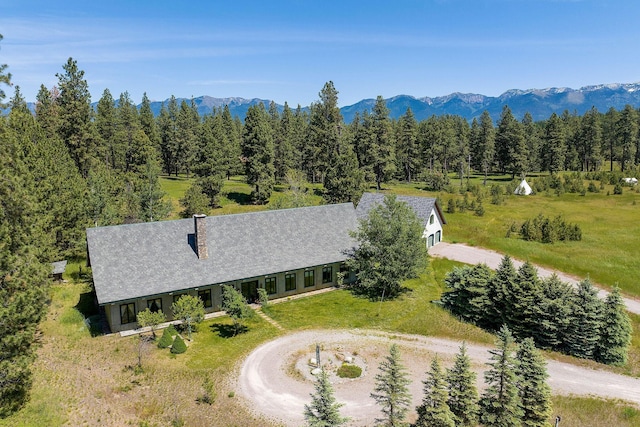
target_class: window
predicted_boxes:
[147,298,162,313]
[429,214,435,225]
[198,289,212,308]
[285,273,296,291]
[304,270,315,288]
[265,277,277,294]
[172,293,186,303]
[120,303,136,324]
[322,266,333,284]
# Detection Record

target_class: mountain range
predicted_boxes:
[145,82,640,123]
[16,82,640,123]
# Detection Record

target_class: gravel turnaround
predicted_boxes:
[429,242,640,315]
[237,329,640,427]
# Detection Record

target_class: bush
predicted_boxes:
[336,363,362,378]
[613,183,623,194]
[422,171,450,191]
[158,327,174,349]
[519,214,581,243]
[446,198,456,214]
[170,335,187,354]
[588,181,599,193]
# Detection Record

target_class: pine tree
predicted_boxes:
[542,113,566,174]
[180,182,211,218]
[485,255,518,331]
[446,343,479,427]
[441,264,493,326]
[370,96,396,190]
[0,117,50,416]
[414,357,455,427]
[323,142,365,204]
[371,344,411,427]
[242,104,275,203]
[510,261,541,339]
[471,111,495,185]
[0,34,11,108]
[396,108,419,182]
[304,368,348,427]
[531,274,573,350]
[594,287,632,365]
[495,106,527,178]
[479,325,523,427]
[565,278,603,359]
[56,57,95,178]
[616,105,638,171]
[515,338,552,427]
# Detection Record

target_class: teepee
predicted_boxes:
[514,179,532,195]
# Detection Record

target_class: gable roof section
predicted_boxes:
[87,203,358,305]
[355,192,447,225]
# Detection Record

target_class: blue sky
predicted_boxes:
[1,0,639,107]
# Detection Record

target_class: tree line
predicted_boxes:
[441,256,632,366]
[305,329,552,427]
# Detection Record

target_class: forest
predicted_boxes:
[2,50,640,420]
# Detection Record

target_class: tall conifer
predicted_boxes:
[595,287,632,365]
[515,338,552,427]
[446,343,479,427]
[414,357,455,427]
[371,344,412,427]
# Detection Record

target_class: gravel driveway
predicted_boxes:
[429,242,640,315]
[237,329,640,427]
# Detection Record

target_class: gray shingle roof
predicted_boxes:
[355,192,446,225]
[87,203,358,305]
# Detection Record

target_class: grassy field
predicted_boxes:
[3,173,638,426]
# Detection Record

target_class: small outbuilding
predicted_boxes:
[51,260,67,282]
[514,179,532,195]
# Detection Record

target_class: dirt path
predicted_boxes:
[429,242,640,315]
[237,329,640,427]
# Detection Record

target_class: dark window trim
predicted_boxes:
[120,302,136,324]
[304,270,315,288]
[285,273,296,291]
[147,298,162,313]
[198,289,213,308]
[265,277,277,294]
[322,266,333,284]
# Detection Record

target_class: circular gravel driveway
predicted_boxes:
[237,329,640,426]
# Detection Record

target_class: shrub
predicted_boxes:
[158,327,174,349]
[613,183,623,194]
[588,181,599,193]
[422,171,450,191]
[519,214,581,243]
[336,363,362,378]
[170,335,187,354]
[446,198,456,214]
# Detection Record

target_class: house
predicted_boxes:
[86,195,445,333]
[87,203,359,332]
[355,193,446,249]
[514,179,533,195]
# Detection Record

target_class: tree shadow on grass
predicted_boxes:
[226,191,253,205]
[210,322,248,338]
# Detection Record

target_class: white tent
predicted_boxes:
[514,179,532,195]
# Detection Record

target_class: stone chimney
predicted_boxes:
[193,214,208,260]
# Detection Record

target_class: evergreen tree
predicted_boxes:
[180,182,211,218]
[56,57,95,178]
[616,105,638,171]
[35,85,61,139]
[471,111,495,185]
[370,96,396,189]
[396,108,420,182]
[446,343,479,427]
[323,142,365,204]
[95,88,117,167]
[347,195,427,300]
[157,96,179,175]
[531,274,573,350]
[510,261,541,339]
[542,113,566,174]
[485,255,518,331]
[0,34,11,108]
[138,158,171,221]
[441,264,493,326]
[479,325,523,427]
[594,287,632,365]
[521,113,541,173]
[577,107,602,171]
[495,106,527,178]
[371,344,411,427]
[242,104,275,203]
[414,357,455,427]
[175,99,199,176]
[515,338,552,427]
[139,92,161,151]
[274,102,297,181]
[304,368,348,427]
[0,117,50,416]
[565,278,603,359]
